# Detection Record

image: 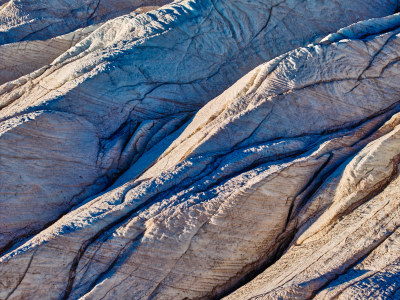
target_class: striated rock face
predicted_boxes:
[0,0,165,84]
[1,1,400,300]
[0,0,170,44]
[0,24,100,85]
[1,0,395,254]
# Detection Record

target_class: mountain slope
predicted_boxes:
[2,6,400,299]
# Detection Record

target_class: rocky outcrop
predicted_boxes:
[1,0,394,253]
[0,24,100,85]
[227,116,400,299]
[0,0,170,44]
[0,1,164,84]
[1,1,400,300]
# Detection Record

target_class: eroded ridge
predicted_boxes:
[2,9,400,300]
[0,0,395,254]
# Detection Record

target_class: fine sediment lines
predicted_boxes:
[2,6,400,299]
[0,0,394,253]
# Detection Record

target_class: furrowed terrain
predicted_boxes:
[1,0,400,299]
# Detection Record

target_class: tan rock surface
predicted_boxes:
[1,2,400,300]
[0,24,100,85]
[1,0,392,252]
[0,0,170,44]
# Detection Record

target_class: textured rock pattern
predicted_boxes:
[1,1,400,300]
[0,0,394,253]
[0,24,100,85]
[0,0,170,44]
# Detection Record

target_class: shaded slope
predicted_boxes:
[2,10,400,300]
[0,0,171,44]
[0,0,393,252]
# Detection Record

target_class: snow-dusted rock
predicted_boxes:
[2,8,400,300]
